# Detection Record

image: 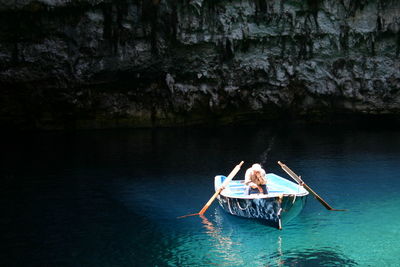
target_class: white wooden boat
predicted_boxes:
[215,173,309,229]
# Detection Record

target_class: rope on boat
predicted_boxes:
[227,197,234,214]
[237,199,250,210]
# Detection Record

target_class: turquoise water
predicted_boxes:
[1,125,400,266]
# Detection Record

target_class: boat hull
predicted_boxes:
[217,194,307,229]
[215,175,308,229]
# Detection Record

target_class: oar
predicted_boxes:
[178,161,244,218]
[278,161,346,211]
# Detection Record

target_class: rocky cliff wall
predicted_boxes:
[1,0,400,129]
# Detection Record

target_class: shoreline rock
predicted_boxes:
[1,0,400,129]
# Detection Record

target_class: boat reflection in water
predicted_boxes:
[214,174,308,229]
[200,212,357,267]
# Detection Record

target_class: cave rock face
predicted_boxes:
[1,0,400,129]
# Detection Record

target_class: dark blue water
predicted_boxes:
[1,125,400,266]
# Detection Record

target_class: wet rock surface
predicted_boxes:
[1,0,400,129]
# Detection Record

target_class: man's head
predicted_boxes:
[252,163,263,174]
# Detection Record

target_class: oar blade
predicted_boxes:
[177,213,200,219]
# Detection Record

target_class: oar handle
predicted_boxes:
[221,161,244,188]
[199,161,244,215]
[278,161,304,184]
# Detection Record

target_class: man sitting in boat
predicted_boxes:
[244,163,268,195]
